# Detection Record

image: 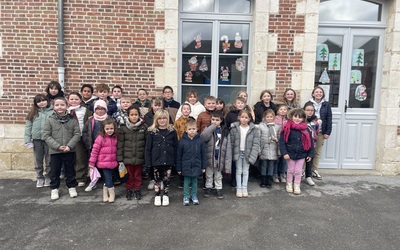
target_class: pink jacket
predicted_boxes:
[89,134,118,169]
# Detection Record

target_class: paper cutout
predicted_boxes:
[235,58,246,71]
[234,32,243,49]
[221,35,230,53]
[351,70,362,84]
[355,84,367,101]
[199,57,208,72]
[328,53,341,71]
[352,49,364,66]
[316,44,329,61]
[220,66,229,81]
[319,68,330,84]
[194,34,201,49]
[184,71,193,82]
[188,56,198,71]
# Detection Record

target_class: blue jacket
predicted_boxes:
[279,128,314,160]
[319,101,332,135]
[176,132,207,177]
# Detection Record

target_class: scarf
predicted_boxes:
[53,111,70,123]
[283,120,311,150]
[126,118,143,130]
[93,112,108,121]
[266,122,277,141]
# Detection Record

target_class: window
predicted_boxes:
[319,0,382,22]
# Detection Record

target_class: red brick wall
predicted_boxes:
[0,0,165,124]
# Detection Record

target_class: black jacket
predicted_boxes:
[279,128,314,160]
[145,125,177,167]
[319,101,332,135]
[176,133,207,177]
[253,101,277,124]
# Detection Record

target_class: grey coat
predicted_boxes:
[259,122,280,160]
[230,122,260,165]
[24,106,54,143]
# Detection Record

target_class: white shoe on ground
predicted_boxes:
[68,187,78,198]
[305,177,315,186]
[51,189,59,200]
[162,195,169,206]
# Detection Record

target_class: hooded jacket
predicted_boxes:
[230,121,260,165]
[176,132,207,177]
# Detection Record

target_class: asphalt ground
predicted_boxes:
[0,174,399,250]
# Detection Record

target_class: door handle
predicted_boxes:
[344,100,348,113]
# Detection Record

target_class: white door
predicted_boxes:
[315,28,384,169]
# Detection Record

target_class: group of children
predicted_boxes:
[24,81,332,206]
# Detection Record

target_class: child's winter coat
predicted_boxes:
[174,115,195,140]
[145,124,178,167]
[117,120,148,165]
[89,134,118,169]
[279,121,314,160]
[24,105,54,144]
[230,121,260,165]
[259,122,280,160]
[176,132,207,177]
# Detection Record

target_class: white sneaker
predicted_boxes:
[147,180,155,190]
[51,189,59,200]
[242,189,248,198]
[36,179,44,188]
[85,183,96,192]
[162,195,169,206]
[312,170,322,180]
[305,177,315,186]
[69,187,78,198]
[78,182,86,187]
[236,189,243,198]
[273,176,280,183]
[154,195,161,206]
[44,177,51,187]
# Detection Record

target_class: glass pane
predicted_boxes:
[182,0,214,12]
[218,86,247,105]
[182,55,211,84]
[348,36,378,109]
[218,0,251,14]
[182,22,213,53]
[219,23,250,54]
[181,85,210,104]
[218,56,248,86]
[319,0,381,22]
[314,35,343,108]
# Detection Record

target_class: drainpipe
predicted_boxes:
[57,0,65,90]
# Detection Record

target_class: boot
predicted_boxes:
[108,187,115,203]
[286,182,293,193]
[266,176,272,188]
[126,190,133,200]
[134,189,142,200]
[260,176,266,188]
[293,183,301,195]
[103,186,109,202]
[230,177,236,187]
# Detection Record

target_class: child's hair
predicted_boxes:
[288,108,306,120]
[127,105,140,116]
[276,104,288,113]
[181,103,191,111]
[204,96,217,102]
[236,91,248,99]
[162,86,174,93]
[150,97,163,108]
[283,88,299,106]
[260,90,273,101]
[303,102,315,111]
[263,109,276,119]
[53,96,68,105]
[234,96,246,105]
[120,96,132,102]
[149,109,170,130]
[96,83,110,93]
[185,119,197,129]
[45,80,62,95]
[238,109,252,120]
[68,92,83,102]
[216,97,225,106]
[137,88,148,95]
[311,86,326,99]
[99,118,116,138]
[112,85,123,93]
[186,90,198,101]
[80,84,94,93]
[211,110,224,120]
[26,94,50,121]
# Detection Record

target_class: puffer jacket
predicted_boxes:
[24,106,54,143]
[174,115,195,140]
[259,122,280,160]
[230,122,260,165]
[43,113,81,154]
[201,124,232,173]
[253,101,277,124]
[279,126,314,160]
[117,122,148,165]
[176,132,207,177]
[145,124,178,167]
[89,134,118,169]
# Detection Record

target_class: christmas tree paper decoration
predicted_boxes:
[319,68,330,84]
[328,53,341,71]
[199,57,208,72]
[316,44,329,61]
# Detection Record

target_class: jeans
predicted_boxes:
[49,152,77,189]
[32,140,50,179]
[102,168,113,188]
[286,158,305,184]
[183,176,198,199]
[305,157,314,178]
[260,159,276,176]
[274,156,287,176]
[236,151,250,189]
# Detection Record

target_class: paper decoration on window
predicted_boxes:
[221,35,230,53]
[355,84,367,101]
[234,32,243,49]
[220,66,229,81]
[184,71,193,82]
[316,44,329,61]
[194,34,201,49]
[199,57,208,72]
[188,56,198,71]
[352,49,364,66]
[235,58,246,71]
[328,53,341,71]
[319,68,330,84]
[351,70,362,84]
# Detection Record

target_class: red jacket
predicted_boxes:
[89,134,118,169]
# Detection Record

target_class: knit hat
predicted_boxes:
[94,100,108,111]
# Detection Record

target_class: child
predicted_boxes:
[144,97,171,127]
[133,88,151,118]
[237,90,255,120]
[88,118,118,203]
[230,109,260,198]
[254,90,277,124]
[43,97,81,200]
[303,102,321,186]
[259,109,279,188]
[117,106,148,200]
[282,88,300,110]
[145,110,178,207]
[308,86,332,180]
[201,110,232,199]
[111,85,123,110]
[197,96,217,133]
[82,100,109,153]
[225,96,246,129]
[279,108,314,195]
[45,80,64,104]
[80,84,96,109]
[216,97,228,118]
[162,86,181,121]
[175,90,205,120]
[176,120,207,205]
[112,96,133,128]
[89,83,117,116]
[24,94,54,188]
[274,104,288,182]
[174,103,195,140]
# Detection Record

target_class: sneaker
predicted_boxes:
[286,182,293,193]
[294,183,301,195]
[273,176,280,183]
[236,189,243,198]
[50,189,59,200]
[44,177,51,187]
[203,188,211,198]
[154,195,162,206]
[191,196,199,205]
[68,187,78,198]
[126,190,133,200]
[312,170,322,180]
[280,174,287,183]
[36,179,44,188]
[306,177,315,186]
[242,189,248,198]
[78,181,86,187]
[162,195,169,206]
[147,180,155,190]
[216,190,224,199]
[84,183,96,192]
[183,197,190,206]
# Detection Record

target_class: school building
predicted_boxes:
[0,0,399,175]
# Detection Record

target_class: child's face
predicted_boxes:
[54,99,67,115]
[104,123,115,136]
[187,94,197,105]
[235,100,245,110]
[49,86,59,96]
[211,116,222,127]
[120,99,132,111]
[181,105,191,117]
[292,115,304,124]
[37,100,48,108]
[81,87,92,101]
[215,102,224,111]
[204,100,216,111]
[94,107,107,116]
[97,90,109,100]
[239,113,250,126]
[277,106,288,116]
[264,113,275,123]
[312,88,324,102]
[138,90,148,102]
[304,106,315,118]
[238,92,248,102]
[185,125,197,138]
[112,88,122,99]
[152,103,162,112]
[128,109,140,123]
[284,90,295,102]
[262,92,271,104]
[157,116,168,128]
[68,94,81,107]
[163,88,173,100]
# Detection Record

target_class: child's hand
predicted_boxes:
[89,165,94,169]
[202,169,206,173]
[63,146,70,152]
[58,146,66,151]
[306,157,312,162]
[283,154,290,160]
[177,171,181,175]
[323,134,330,139]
